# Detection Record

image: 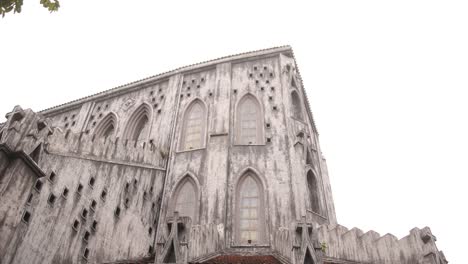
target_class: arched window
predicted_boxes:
[172,177,197,221]
[236,95,263,145]
[236,172,265,244]
[94,113,117,139]
[291,90,303,120]
[180,100,206,150]
[307,170,320,214]
[123,104,151,141]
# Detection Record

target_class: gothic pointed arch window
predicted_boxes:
[172,176,197,221]
[180,100,206,150]
[236,171,265,244]
[291,90,304,120]
[236,94,264,145]
[94,113,117,139]
[307,170,320,214]
[123,104,152,141]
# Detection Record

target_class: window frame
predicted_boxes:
[122,103,153,142]
[233,170,268,247]
[169,174,200,224]
[234,94,265,146]
[290,90,305,121]
[178,99,208,152]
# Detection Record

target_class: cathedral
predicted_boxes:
[0,46,447,264]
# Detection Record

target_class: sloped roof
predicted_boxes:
[39,46,292,116]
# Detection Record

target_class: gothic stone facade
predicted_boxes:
[0,47,447,264]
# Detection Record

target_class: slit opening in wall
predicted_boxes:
[91,220,98,231]
[83,231,90,242]
[77,184,83,195]
[26,193,33,205]
[163,241,176,263]
[291,77,298,89]
[21,211,31,224]
[88,177,95,188]
[83,248,89,261]
[306,150,313,165]
[100,188,107,201]
[90,200,97,211]
[48,172,56,183]
[62,187,69,199]
[34,180,43,192]
[81,208,88,219]
[115,207,121,218]
[30,144,42,164]
[47,194,57,207]
[72,219,80,231]
[304,248,314,264]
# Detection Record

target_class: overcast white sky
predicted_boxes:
[1,0,467,262]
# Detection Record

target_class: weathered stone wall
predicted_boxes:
[0,106,168,263]
[318,224,448,264]
[154,48,336,263]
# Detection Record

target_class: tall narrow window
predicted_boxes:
[307,170,320,214]
[236,95,263,145]
[123,104,152,141]
[94,113,117,139]
[237,172,264,244]
[180,100,206,150]
[173,177,197,221]
[291,90,303,120]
